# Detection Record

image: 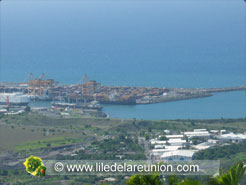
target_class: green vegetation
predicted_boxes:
[1,113,246,184]
[15,136,83,152]
[58,134,145,160]
[127,173,162,185]
[159,136,168,141]
[193,141,246,180]
[126,161,246,185]
[190,137,207,145]
[209,161,246,185]
[193,142,246,162]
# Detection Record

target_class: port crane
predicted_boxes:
[80,74,99,101]
[23,73,55,97]
[81,74,96,96]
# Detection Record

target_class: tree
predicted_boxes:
[1,170,8,176]
[126,174,163,185]
[168,175,180,185]
[148,127,152,133]
[119,134,125,141]
[178,179,203,185]
[127,161,246,185]
[145,135,150,140]
[159,136,167,141]
[167,175,203,185]
[209,161,246,185]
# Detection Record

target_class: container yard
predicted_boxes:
[0,73,246,117]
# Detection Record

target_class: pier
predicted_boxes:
[0,78,245,106]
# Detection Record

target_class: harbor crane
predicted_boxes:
[24,73,55,96]
[80,74,99,98]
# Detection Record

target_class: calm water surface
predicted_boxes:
[1,1,245,119]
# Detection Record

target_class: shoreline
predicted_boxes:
[0,82,245,105]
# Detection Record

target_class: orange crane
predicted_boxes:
[25,73,54,96]
[75,74,101,102]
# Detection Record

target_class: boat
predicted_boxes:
[51,102,76,109]
[82,101,103,111]
[52,101,103,111]
[28,90,51,101]
[0,93,30,106]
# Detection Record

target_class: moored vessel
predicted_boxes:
[0,92,30,106]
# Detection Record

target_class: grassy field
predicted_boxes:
[0,124,52,152]
[14,136,83,152]
[0,113,246,185]
[1,113,246,153]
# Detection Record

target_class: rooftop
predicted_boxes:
[218,133,246,140]
[166,135,184,139]
[161,150,198,158]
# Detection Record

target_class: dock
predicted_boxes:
[1,80,245,106]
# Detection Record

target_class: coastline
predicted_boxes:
[0,82,245,105]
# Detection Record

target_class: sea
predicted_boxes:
[1,0,245,120]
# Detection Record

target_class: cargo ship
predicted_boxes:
[0,93,30,106]
[52,101,103,111]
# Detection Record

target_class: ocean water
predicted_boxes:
[1,1,245,119]
[103,91,246,120]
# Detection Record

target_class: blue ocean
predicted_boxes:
[1,1,245,119]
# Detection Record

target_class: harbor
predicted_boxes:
[0,73,246,118]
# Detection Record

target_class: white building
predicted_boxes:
[168,138,186,146]
[151,146,182,156]
[210,130,219,134]
[194,129,207,132]
[164,129,170,134]
[154,145,165,149]
[193,140,218,150]
[217,133,246,142]
[184,129,210,138]
[0,109,7,114]
[160,150,198,161]
[165,135,184,139]
[150,140,167,145]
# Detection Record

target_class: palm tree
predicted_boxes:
[126,173,163,185]
[209,161,246,185]
[126,161,245,185]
